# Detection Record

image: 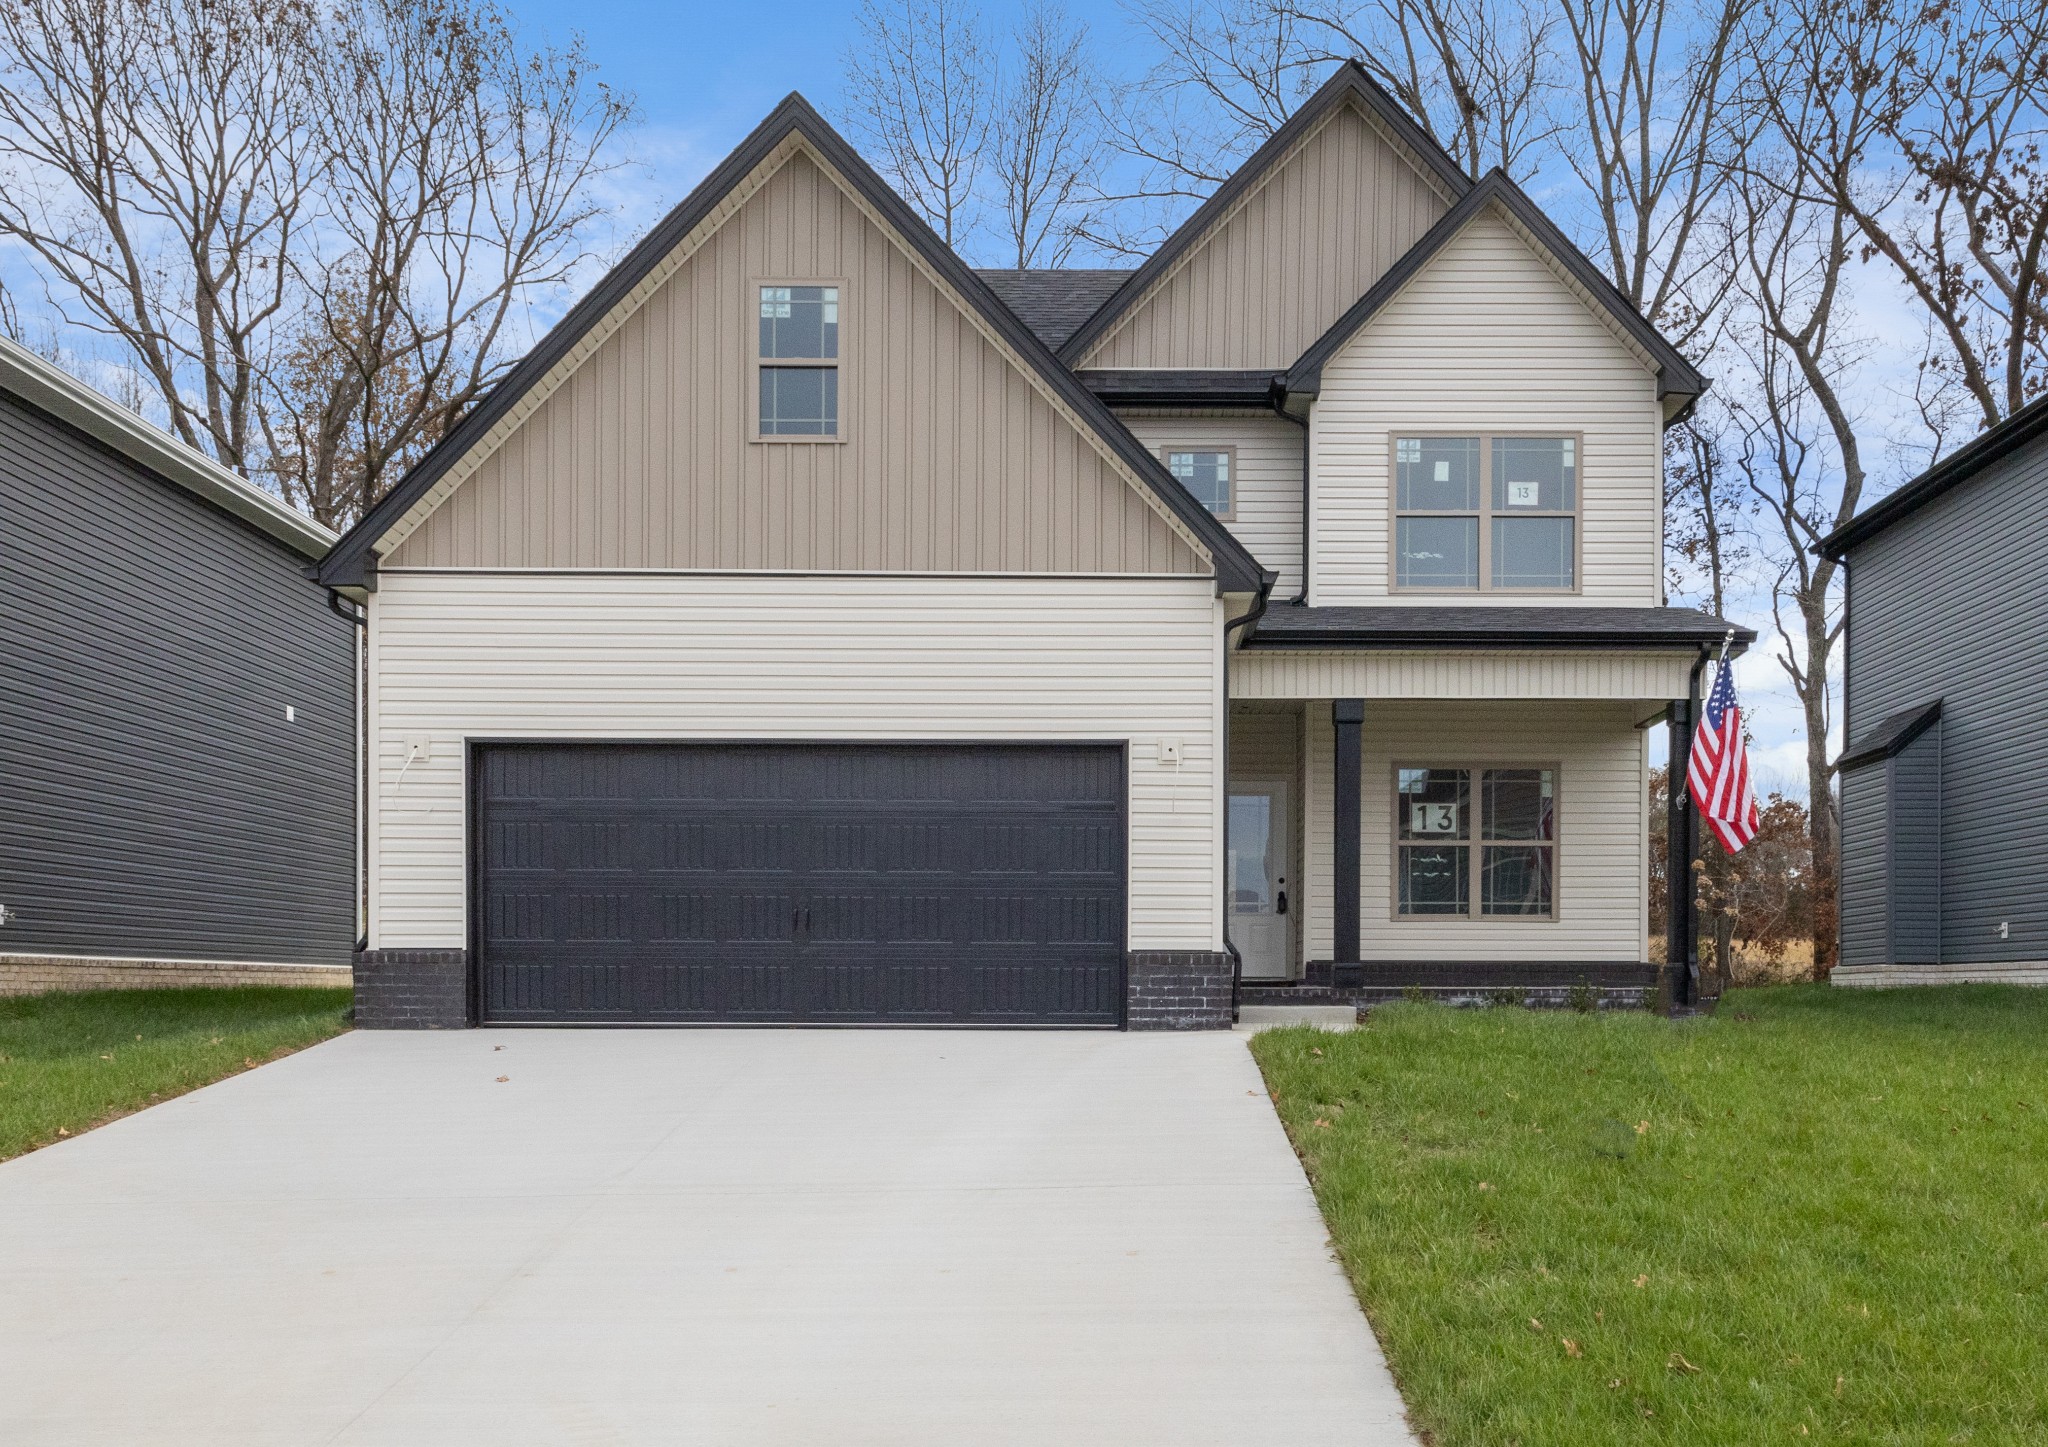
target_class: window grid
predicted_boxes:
[756,283,842,440]
[1391,434,1579,592]
[1161,445,1236,519]
[1394,765,1558,920]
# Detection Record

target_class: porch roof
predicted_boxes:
[1242,604,1753,652]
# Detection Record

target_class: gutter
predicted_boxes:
[327,588,371,954]
[1217,580,1275,1023]
[1267,377,1311,605]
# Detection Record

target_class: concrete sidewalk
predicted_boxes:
[0,1028,1414,1445]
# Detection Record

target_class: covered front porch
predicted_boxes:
[1224,605,1741,1009]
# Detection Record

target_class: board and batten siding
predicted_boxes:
[1079,102,1451,371]
[1837,764,1889,967]
[387,150,1202,577]
[1299,700,1648,961]
[1844,433,2048,965]
[1308,207,1664,607]
[367,572,1224,953]
[1231,649,1692,701]
[0,390,356,966]
[1121,414,1303,594]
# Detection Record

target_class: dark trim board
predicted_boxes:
[464,737,1133,1028]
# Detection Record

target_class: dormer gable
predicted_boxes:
[1061,64,1468,372]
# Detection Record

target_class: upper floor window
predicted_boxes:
[1164,447,1233,518]
[1394,435,1576,590]
[757,284,839,438]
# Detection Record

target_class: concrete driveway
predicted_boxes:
[0,1029,1414,1445]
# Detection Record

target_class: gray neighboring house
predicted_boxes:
[1819,393,2048,986]
[0,336,357,992]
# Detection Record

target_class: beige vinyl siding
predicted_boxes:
[1080,102,1451,371]
[366,572,1224,953]
[1308,207,1664,606]
[1122,415,1304,594]
[1302,700,1648,961]
[1231,649,1694,701]
[389,150,1203,576]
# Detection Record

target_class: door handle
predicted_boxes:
[1276,879,1288,916]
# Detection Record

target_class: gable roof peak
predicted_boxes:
[1053,61,1474,366]
[316,86,1267,594]
[1282,166,1706,407]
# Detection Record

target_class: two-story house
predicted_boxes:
[318,66,1748,1029]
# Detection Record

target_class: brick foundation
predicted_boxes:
[1126,951,1236,1030]
[0,953,352,997]
[352,949,470,1029]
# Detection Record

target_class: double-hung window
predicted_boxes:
[1396,766,1557,918]
[757,284,839,438]
[1394,435,1577,590]
[1163,447,1234,518]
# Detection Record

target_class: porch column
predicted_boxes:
[1665,700,1697,1008]
[1333,699,1363,971]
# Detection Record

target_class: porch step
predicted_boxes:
[1234,1004,1361,1032]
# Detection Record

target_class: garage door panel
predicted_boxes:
[475,743,1126,1025]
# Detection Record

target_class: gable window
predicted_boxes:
[1394,435,1576,590]
[1396,766,1556,918]
[1164,447,1234,518]
[757,284,839,438]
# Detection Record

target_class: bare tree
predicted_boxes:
[988,2,1102,267]
[1550,0,1747,349]
[1759,0,2048,428]
[0,0,318,466]
[844,0,992,249]
[0,0,632,527]
[1719,142,1874,978]
[1282,0,1561,179]
[1662,398,1748,619]
[269,0,633,524]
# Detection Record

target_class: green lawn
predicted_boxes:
[1251,986,2048,1446]
[0,987,353,1162]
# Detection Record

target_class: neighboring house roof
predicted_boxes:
[1281,170,1707,408]
[976,269,1134,351]
[1055,62,1473,367]
[1244,603,1753,652]
[1839,699,1943,771]
[1817,392,2048,558]
[319,94,1269,596]
[0,335,335,560]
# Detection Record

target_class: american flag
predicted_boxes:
[1687,653,1760,853]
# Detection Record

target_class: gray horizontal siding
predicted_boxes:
[0,390,356,965]
[1890,729,1942,962]
[1846,434,2048,964]
[1837,765,1888,967]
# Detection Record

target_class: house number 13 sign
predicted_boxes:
[1409,802,1458,834]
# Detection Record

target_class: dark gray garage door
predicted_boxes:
[475,742,1126,1026]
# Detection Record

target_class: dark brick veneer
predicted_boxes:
[1126,951,1236,1030]
[352,949,470,1029]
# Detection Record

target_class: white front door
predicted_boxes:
[1228,782,1293,980]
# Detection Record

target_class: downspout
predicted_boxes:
[1268,378,1310,604]
[328,588,370,955]
[1219,581,1274,1022]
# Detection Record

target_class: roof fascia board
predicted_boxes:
[0,335,335,559]
[1243,632,1750,653]
[1054,62,1474,368]
[319,94,1268,595]
[1819,394,2048,557]
[1282,171,1705,404]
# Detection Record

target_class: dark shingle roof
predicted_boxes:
[975,269,1134,351]
[1245,604,1753,651]
[1840,700,1942,770]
